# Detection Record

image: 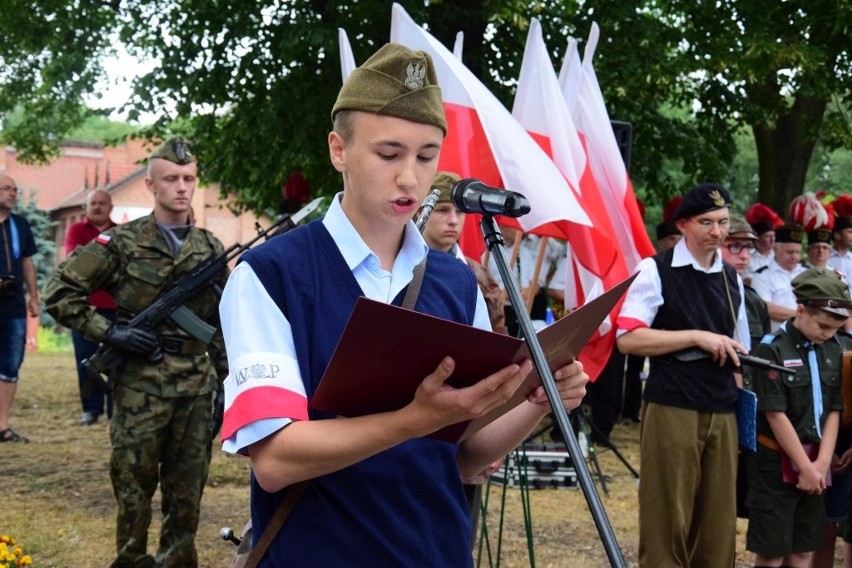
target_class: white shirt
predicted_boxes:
[750,259,805,331]
[616,237,751,351]
[744,248,773,283]
[219,193,490,454]
[828,248,852,296]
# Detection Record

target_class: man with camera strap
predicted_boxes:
[0,174,39,443]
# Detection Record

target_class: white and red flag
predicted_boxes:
[513,18,629,380]
[560,23,655,271]
[390,3,593,262]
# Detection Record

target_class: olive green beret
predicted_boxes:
[432,171,461,204]
[672,183,731,222]
[332,43,447,135]
[726,213,758,240]
[792,267,852,318]
[150,136,195,165]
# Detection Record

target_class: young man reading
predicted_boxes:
[218,43,588,566]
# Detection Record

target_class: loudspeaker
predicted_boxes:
[610,120,632,173]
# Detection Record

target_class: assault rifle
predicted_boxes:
[84,197,324,392]
[674,347,795,375]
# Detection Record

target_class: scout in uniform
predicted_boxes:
[747,267,852,566]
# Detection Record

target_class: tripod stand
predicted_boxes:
[548,407,640,496]
[478,214,627,567]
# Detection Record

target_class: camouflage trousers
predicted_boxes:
[108,385,213,568]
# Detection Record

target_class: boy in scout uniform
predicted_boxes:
[747,267,852,566]
[44,137,229,568]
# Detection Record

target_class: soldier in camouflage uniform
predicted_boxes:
[44,137,228,568]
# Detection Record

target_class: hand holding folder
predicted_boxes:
[310,275,636,443]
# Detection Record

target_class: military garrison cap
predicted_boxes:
[432,171,461,204]
[726,213,758,240]
[332,43,447,135]
[792,267,852,318]
[775,224,804,244]
[150,136,195,165]
[672,183,731,222]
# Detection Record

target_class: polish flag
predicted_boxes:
[390,3,593,262]
[513,19,629,380]
[560,24,655,271]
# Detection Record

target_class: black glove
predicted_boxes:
[208,387,225,441]
[103,325,158,357]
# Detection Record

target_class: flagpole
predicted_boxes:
[524,236,549,314]
[479,215,628,568]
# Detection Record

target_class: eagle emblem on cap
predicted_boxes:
[404,62,426,89]
[175,141,190,162]
[709,189,725,207]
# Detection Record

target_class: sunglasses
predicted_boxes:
[724,242,756,255]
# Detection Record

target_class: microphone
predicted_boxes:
[450,178,531,218]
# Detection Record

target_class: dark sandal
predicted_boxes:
[0,428,29,443]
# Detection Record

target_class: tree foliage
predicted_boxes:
[15,191,57,325]
[0,1,849,217]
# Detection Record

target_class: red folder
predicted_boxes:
[780,443,831,486]
[310,274,636,443]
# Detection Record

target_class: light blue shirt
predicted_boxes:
[220,193,490,454]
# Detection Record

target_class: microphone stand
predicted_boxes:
[479,215,626,568]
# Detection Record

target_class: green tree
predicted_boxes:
[0,1,849,216]
[659,0,851,212]
[16,191,57,326]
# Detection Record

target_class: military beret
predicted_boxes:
[672,183,731,222]
[332,43,447,135]
[726,213,758,240]
[791,267,852,318]
[775,224,805,244]
[655,221,680,240]
[807,228,833,246]
[150,136,195,165]
[432,171,461,204]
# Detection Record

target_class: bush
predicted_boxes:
[36,326,72,353]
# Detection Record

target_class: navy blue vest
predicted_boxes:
[241,220,479,567]
[645,248,741,412]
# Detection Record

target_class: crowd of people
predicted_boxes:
[1,40,851,567]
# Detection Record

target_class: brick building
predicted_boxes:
[2,139,273,349]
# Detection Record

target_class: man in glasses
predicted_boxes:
[720,214,771,524]
[616,183,749,566]
[721,214,771,349]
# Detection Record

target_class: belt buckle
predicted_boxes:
[160,337,182,354]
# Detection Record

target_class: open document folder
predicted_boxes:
[310,274,637,443]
